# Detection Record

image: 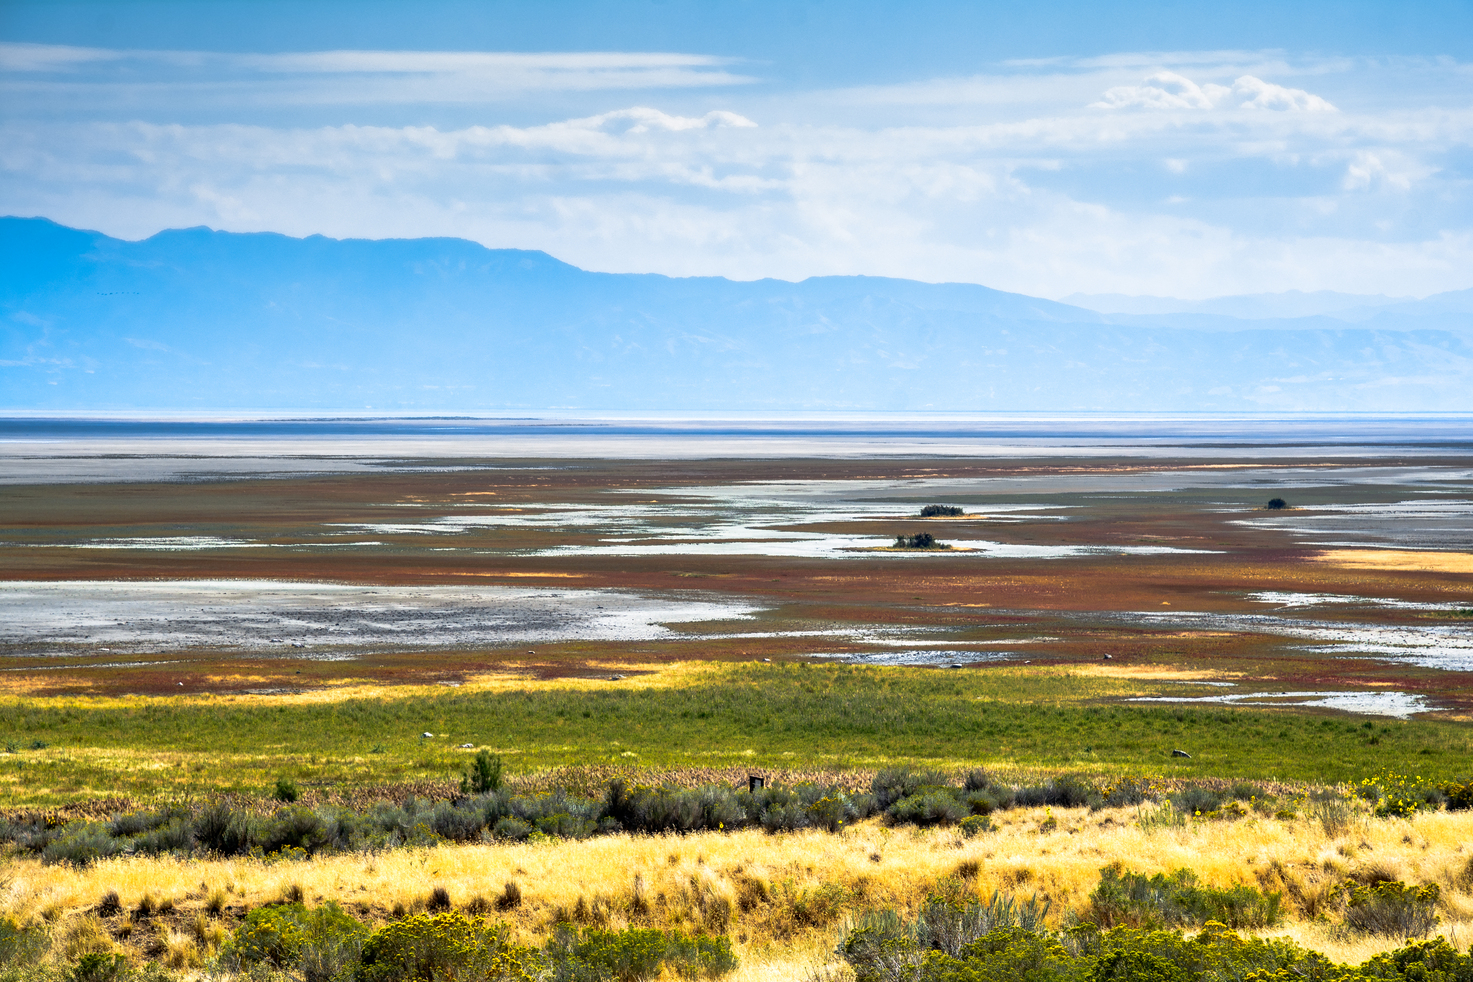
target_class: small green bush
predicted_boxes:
[356,911,537,982]
[66,953,127,982]
[893,532,946,549]
[1088,866,1283,930]
[1339,881,1440,938]
[0,918,47,970]
[224,901,367,975]
[920,505,964,517]
[1439,778,1473,811]
[959,815,993,838]
[545,924,736,981]
[888,793,967,827]
[461,751,503,796]
[273,777,300,803]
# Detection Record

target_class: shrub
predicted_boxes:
[893,532,945,549]
[492,817,534,841]
[1015,774,1098,809]
[545,924,736,981]
[42,824,128,865]
[1339,881,1440,938]
[258,806,332,856]
[224,900,367,976]
[920,505,964,517]
[1167,785,1224,816]
[840,916,1382,982]
[1089,866,1283,929]
[839,889,1051,981]
[1267,498,1288,509]
[194,801,257,856]
[872,768,950,809]
[1360,772,1446,817]
[67,953,128,982]
[461,751,503,796]
[273,777,300,803]
[959,815,992,838]
[428,802,485,843]
[888,793,967,827]
[1359,937,1471,980]
[356,911,538,982]
[1439,778,1473,811]
[0,917,47,970]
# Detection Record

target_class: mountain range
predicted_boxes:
[4,216,1472,412]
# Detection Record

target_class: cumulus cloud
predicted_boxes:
[1092,71,1336,111]
[1,45,1468,298]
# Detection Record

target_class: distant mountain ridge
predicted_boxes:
[3,216,1472,411]
[1064,289,1473,325]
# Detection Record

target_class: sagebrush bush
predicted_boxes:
[887,792,967,827]
[839,896,1469,982]
[1089,865,1283,930]
[1338,881,1440,938]
[0,918,47,970]
[223,900,367,973]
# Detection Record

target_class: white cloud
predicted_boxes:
[1341,149,1433,191]
[1092,71,1228,109]
[0,42,754,105]
[1231,75,1337,112]
[2,46,1471,298]
[1092,71,1335,112]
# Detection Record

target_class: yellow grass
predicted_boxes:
[6,807,1473,979]
[1311,549,1473,575]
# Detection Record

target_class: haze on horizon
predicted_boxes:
[4,0,1473,302]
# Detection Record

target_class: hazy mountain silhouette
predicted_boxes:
[5,217,1472,411]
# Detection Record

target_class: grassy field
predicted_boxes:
[6,801,1473,980]
[2,662,1469,807]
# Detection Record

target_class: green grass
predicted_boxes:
[0,663,1470,805]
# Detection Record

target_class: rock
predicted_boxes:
[459,743,474,749]
[1103,654,1112,660]
[421,732,434,739]
[1171,749,1192,758]
[949,664,964,669]
[761,658,771,662]
[610,674,625,681]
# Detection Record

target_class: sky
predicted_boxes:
[2,0,1473,299]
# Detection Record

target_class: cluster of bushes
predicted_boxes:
[225,905,735,982]
[8,768,1472,866]
[1357,771,1473,817]
[1088,866,1284,930]
[892,532,948,549]
[919,505,964,517]
[2,767,1159,865]
[839,877,1459,982]
[0,907,736,982]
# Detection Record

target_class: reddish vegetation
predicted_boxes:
[2,456,1470,705]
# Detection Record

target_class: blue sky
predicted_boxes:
[3,0,1473,298]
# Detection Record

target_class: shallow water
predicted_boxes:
[1232,499,1473,551]
[0,580,762,655]
[1101,608,1473,671]
[1128,689,1435,718]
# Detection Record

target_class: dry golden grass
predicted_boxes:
[5,806,1473,979]
[1311,549,1473,574]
